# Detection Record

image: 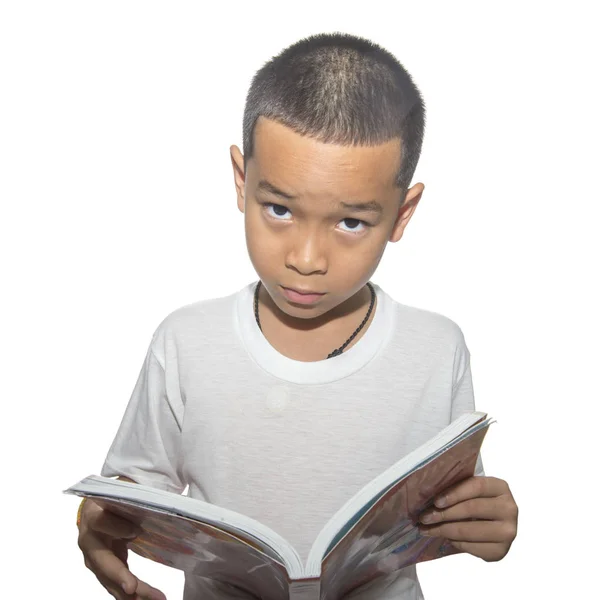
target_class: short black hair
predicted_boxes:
[242,32,426,204]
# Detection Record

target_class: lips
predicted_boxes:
[283,286,324,296]
[280,285,326,305]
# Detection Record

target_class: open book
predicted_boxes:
[65,411,492,600]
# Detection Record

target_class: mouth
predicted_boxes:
[280,286,326,305]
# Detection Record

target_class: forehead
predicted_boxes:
[249,117,401,199]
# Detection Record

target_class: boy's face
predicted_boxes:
[231,117,424,321]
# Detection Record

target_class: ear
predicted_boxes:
[389,183,424,243]
[230,145,246,213]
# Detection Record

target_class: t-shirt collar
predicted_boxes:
[234,281,394,384]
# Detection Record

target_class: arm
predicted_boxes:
[78,335,184,599]
[417,332,518,561]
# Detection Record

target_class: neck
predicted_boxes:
[255,283,377,362]
[259,284,372,333]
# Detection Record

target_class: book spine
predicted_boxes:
[288,579,320,600]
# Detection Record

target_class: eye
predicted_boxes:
[338,218,368,234]
[262,202,371,234]
[264,203,292,220]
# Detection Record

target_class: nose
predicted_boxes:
[285,230,328,275]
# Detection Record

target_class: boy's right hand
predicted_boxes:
[77,498,167,600]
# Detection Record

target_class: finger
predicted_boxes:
[82,531,139,594]
[449,540,511,562]
[420,496,507,524]
[419,518,516,543]
[434,476,510,508]
[99,574,166,600]
[105,539,168,600]
[95,570,136,600]
[131,578,168,600]
[111,537,130,568]
[98,570,166,600]
[89,510,142,540]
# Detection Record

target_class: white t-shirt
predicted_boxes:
[101,281,484,600]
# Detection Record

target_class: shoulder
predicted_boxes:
[160,291,237,330]
[383,289,467,349]
[380,290,471,383]
[148,286,245,359]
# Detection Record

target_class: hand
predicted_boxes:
[77,499,167,599]
[418,476,518,562]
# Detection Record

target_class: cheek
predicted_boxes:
[246,213,269,243]
[245,213,277,267]
[335,237,386,269]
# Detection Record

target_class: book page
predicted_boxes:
[306,411,487,576]
[320,425,489,599]
[67,475,304,579]
[91,497,291,600]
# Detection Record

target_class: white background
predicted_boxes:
[2,1,598,598]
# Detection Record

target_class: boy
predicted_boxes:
[77,32,518,600]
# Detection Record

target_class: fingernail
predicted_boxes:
[421,513,432,523]
[435,496,447,507]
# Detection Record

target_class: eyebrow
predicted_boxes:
[257,179,384,215]
[257,180,298,200]
[340,200,384,215]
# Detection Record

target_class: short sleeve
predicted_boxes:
[450,334,485,477]
[100,340,186,494]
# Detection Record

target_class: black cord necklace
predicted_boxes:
[253,281,376,359]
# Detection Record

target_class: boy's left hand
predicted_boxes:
[418,476,518,562]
